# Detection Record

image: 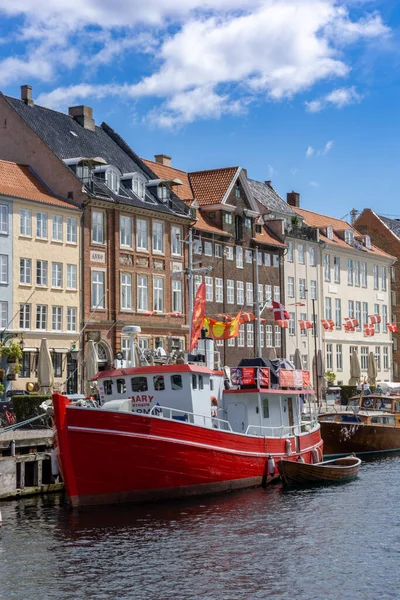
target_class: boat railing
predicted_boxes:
[149,405,233,431]
[245,419,319,438]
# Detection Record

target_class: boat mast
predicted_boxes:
[255,247,262,358]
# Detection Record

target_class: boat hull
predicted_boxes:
[280,456,361,485]
[320,421,400,457]
[52,393,323,507]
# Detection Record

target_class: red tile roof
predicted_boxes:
[142,158,194,201]
[252,227,286,248]
[0,160,78,209]
[194,211,231,237]
[189,167,239,206]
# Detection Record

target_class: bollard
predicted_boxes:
[10,440,15,457]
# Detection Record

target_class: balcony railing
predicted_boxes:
[284,225,319,242]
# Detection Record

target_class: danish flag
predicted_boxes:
[240,312,256,323]
[277,319,289,328]
[344,317,358,328]
[344,322,356,332]
[299,320,313,330]
[388,322,399,333]
[321,319,334,331]
[272,301,290,321]
[368,314,381,325]
[364,324,375,337]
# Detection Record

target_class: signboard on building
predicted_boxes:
[90,250,106,264]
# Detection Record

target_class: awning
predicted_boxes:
[23,347,37,353]
[52,348,69,354]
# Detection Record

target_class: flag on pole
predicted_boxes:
[203,312,241,340]
[277,319,289,328]
[364,324,375,337]
[271,301,290,321]
[239,312,256,323]
[299,320,313,330]
[344,317,358,328]
[368,314,381,324]
[388,322,398,333]
[321,319,334,331]
[190,283,206,351]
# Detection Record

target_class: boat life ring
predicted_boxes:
[210,396,218,417]
[362,398,373,409]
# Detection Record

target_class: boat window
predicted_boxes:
[171,375,183,390]
[116,379,126,394]
[262,398,269,419]
[199,375,204,390]
[348,398,360,407]
[340,415,362,423]
[361,397,374,409]
[154,375,165,391]
[374,398,392,411]
[371,416,395,425]
[131,377,148,392]
[395,401,400,413]
[192,374,197,390]
[103,380,113,395]
[210,379,214,391]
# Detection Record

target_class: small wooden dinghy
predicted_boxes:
[280,456,361,486]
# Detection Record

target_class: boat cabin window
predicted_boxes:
[395,401,400,413]
[370,416,395,425]
[154,375,165,391]
[131,377,148,392]
[104,380,113,395]
[340,415,362,423]
[210,379,214,391]
[361,397,374,409]
[348,398,360,407]
[192,375,197,389]
[117,379,126,394]
[374,398,392,411]
[263,398,269,419]
[171,375,183,390]
[199,375,204,390]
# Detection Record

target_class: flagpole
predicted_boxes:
[312,297,320,406]
[255,247,262,357]
[188,227,194,338]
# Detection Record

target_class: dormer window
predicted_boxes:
[344,229,354,245]
[365,235,371,249]
[157,184,170,202]
[105,168,119,193]
[235,185,241,199]
[326,226,333,240]
[121,172,146,200]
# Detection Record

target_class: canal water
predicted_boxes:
[1,455,399,600]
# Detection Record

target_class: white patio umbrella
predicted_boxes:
[85,340,98,396]
[367,351,378,386]
[37,338,54,394]
[349,350,361,386]
[312,349,326,405]
[293,348,303,370]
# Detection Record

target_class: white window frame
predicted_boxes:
[246,282,253,306]
[67,307,77,332]
[121,272,133,310]
[333,256,340,283]
[266,325,273,348]
[215,278,223,303]
[373,265,379,290]
[19,304,30,329]
[66,217,77,244]
[92,211,104,245]
[309,246,316,266]
[152,221,164,254]
[287,277,294,298]
[273,254,279,268]
[336,344,343,371]
[287,241,293,262]
[66,264,77,290]
[273,286,280,303]
[237,281,244,305]
[52,306,62,332]
[0,254,8,284]
[0,301,7,328]
[361,347,369,370]
[171,226,182,256]
[36,260,48,287]
[324,254,331,282]
[325,297,332,320]
[361,262,367,288]
[264,253,271,267]
[299,278,306,299]
[137,274,148,311]
[381,266,387,291]
[136,219,149,251]
[383,347,389,370]
[298,244,305,264]
[52,262,63,289]
[0,204,9,234]
[347,259,353,285]
[236,246,243,269]
[326,344,333,370]
[205,276,213,302]
[274,325,281,348]
[36,305,47,331]
[172,279,182,313]
[238,324,245,347]
[289,313,295,336]
[20,209,32,237]
[335,298,341,329]
[153,276,164,312]
[36,212,48,239]
[354,260,360,287]
[245,249,253,264]
[310,280,317,300]
[247,323,254,347]
[226,246,233,260]
[52,215,63,242]
[204,241,213,257]
[120,215,133,249]
[227,280,234,304]
[265,285,272,307]
[91,269,106,309]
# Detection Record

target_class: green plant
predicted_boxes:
[0,382,4,396]
[12,394,52,421]
[1,341,23,362]
[339,385,358,405]
[291,215,300,229]
[12,362,22,375]
[326,370,336,383]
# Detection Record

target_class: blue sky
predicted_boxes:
[0,0,399,219]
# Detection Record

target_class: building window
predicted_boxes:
[383,347,389,370]
[66,264,77,289]
[157,184,170,201]
[266,325,273,347]
[257,250,263,266]
[238,324,245,347]
[347,259,353,285]
[52,263,63,288]
[225,213,233,225]
[374,303,380,332]
[300,312,307,336]
[194,275,203,294]
[172,279,182,313]
[373,265,379,290]
[236,247,243,268]
[0,301,7,328]
[52,353,63,378]
[244,217,251,229]
[120,215,133,248]
[265,285,272,307]
[153,277,164,312]
[0,204,9,234]
[324,255,331,282]
[171,226,182,256]
[309,246,316,266]
[137,275,148,311]
[287,277,294,298]
[361,347,368,370]
[273,255,279,268]
[258,283,263,304]
[264,253,271,267]
[245,249,253,264]
[52,215,63,241]
[326,344,333,370]
[364,234,371,249]
[381,267,387,291]
[355,301,361,331]
[348,300,354,319]
[205,276,213,302]
[36,305,47,330]
[375,346,381,371]
[345,229,354,245]
[259,325,264,348]
[36,212,48,239]
[67,217,77,244]
[91,270,105,309]
[298,244,305,264]
[246,282,253,306]
[273,286,280,302]
[19,304,30,329]
[132,175,146,200]
[237,281,244,305]
[226,246,233,260]
[335,299,341,329]
[36,260,48,286]
[92,211,104,244]
[193,239,202,255]
[361,262,367,287]
[363,302,368,327]
[215,278,223,303]
[21,352,30,378]
[275,325,281,348]
[383,305,388,332]
[287,241,293,262]
[289,312,295,336]
[152,221,164,253]
[227,280,234,304]
[354,261,360,287]
[0,255,8,285]
[336,344,343,371]
[137,219,148,251]
[299,278,306,299]
[333,256,340,283]
[247,323,254,347]
[325,297,332,320]
[204,241,213,256]
[310,280,317,300]
[327,226,333,240]
[67,307,77,332]
[20,209,32,237]
[121,273,132,310]
[106,168,119,193]
[52,306,62,331]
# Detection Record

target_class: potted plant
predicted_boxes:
[0,368,5,380]
[325,371,336,386]
[2,341,23,364]
[0,382,4,396]
[291,215,301,229]
[7,363,21,380]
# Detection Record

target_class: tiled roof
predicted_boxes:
[248,179,296,216]
[142,159,194,201]
[0,160,78,209]
[194,211,231,237]
[378,215,400,240]
[188,167,238,206]
[252,227,286,248]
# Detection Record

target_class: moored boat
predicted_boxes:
[280,455,361,485]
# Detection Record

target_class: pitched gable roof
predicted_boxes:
[252,227,285,248]
[378,215,400,240]
[248,179,296,216]
[188,167,239,206]
[142,159,194,201]
[0,160,77,209]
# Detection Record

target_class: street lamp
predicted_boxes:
[70,343,80,361]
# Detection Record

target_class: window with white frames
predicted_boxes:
[275,325,281,348]
[172,280,182,313]
[364,234,371,249]
[152,221,164,253]
[274,286,280,302]
[121,273,132,310]
[137,275,148,311]
[225,213,232,224]
[194,275,203,294]
[355,301,361,330]
[0,255,8,284]
[52,263,62,288]
[299,278,306,299]
[193,239,202,255]
[273,254,279,267]
[105,168,119,193]
[266,325,273,347]
[215,278,223,303]
[265,285,272,306]
[0,301,7,328]
[309,246,316,266]
[383,305,388,332]
[67,307,77,332]
[324,255,331,281]
[311,315,318,337]
[298,244,305,264]
[132,175,146,200]
[288,277,294,298]
[361,262,367,287]
[0,205,8,234]
[363,302,368,327]
[226,246,233,260]
[327,226,333,241]
[257,250,263,266]
[375,346,381,371]
[52,215,63,241]
[335,298,341,329]
[228,336,235,347]
[236,247,243,268]
[310,280,317,300]
[348,300,354,319]
[336,344,343,370]
[36,212,48,239]
[374,303,380,332]
[300,312,307,336]
[216,339,224,347]
[204,241,213,256]
[205,276,213,302]
[260,325,264,348]
[238,324,245,347]
[36,260,48,286]
[215,244,222,258]
[237,281,244,305]
[302,355,309,369]
[66,264,77,289]
[344,229,354,245]
[247,323,254,347]
[373,265,379,289]
[153,277,164,312]
[258,283,263,303]
[171,226,182,256]
[245,249,253,263]
[91,270,105,308]
[381,266,387,291]
[120,215,133,248]
[264,253,271,266]
[36,305,47,330]
[20,209,32,236]
[289,312,295,336]
[361,347,368,370]
[92,211,104,244]
[325,297,332,320]
[52,306,62,331]
[347,259,353,285]
[66,217,77,244]
[227,280,234,304]
[246,282,253,306]
[383,347,389,370]
[19,304,30,329]
[137,219,148,251]
[287,241,293,262]
[354,261,360,287]
[333,256,340,283]
[326,344,333,370]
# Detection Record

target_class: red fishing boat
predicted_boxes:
[52,328,322,507]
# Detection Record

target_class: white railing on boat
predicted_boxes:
[149,405,233,431]
[245,420,319,438]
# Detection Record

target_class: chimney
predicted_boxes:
[154,154,172,167]
[21,85,33,106]
[287,191,300,208]
[265,180,272,187]
[68,105,95,131]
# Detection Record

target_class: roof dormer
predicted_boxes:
[344,229,354,245]
[94,164,121,193]
[326,225,333,241]
[121,172,146,200]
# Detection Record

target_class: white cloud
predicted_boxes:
[306,86,362,112]
[309,180,320,187]
[306,146,314,158]
[321,140,334,154]
[305,140,334,158]
[267,164,276,177]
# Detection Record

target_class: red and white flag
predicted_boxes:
[321,319,334,331]
[368,314,381,324]
[344,322,356,332]
[272,301,290,321]
[299,320,313,330]
[277,319,289,328]
[388,322,399,333]
[344,317,358,328]
[364,324,375,337]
